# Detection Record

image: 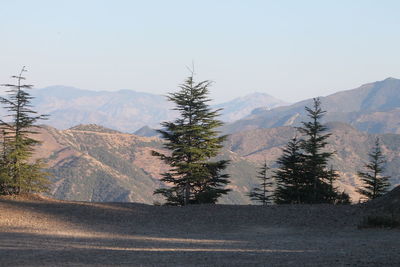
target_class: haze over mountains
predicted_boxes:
[26,86,288,133]
[223,78,400,134]
[212,92,289,122]
[27,77,400,136]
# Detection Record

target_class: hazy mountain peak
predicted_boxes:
[34,85,100,99]
[134,125,159,137]
[214,92,289,122]
[23,86,289,132]
[228,92,287,102]
[239,92,274,99]
[383,77,397,81]
[38,85,92,92]
[223,77,400,134]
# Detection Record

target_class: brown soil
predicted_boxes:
[1,195,400,266]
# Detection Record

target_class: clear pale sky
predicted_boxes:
[1,0,400,103]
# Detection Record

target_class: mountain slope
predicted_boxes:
[226,122,400,200]
[223,78,400,134]
[35,125,164,203]
[34,123,400,204]
[34,125,259,204]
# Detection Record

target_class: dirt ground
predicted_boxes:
[0,196,399,266]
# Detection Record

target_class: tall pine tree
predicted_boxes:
[274,136,306,204]
[152,74,230,205]
[247,161,273,205]
[0,67,50,195]
[357,138,390,201]
[297,98,344,203]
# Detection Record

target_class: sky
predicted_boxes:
[1,0,400,103]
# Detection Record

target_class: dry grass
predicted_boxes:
[1,195,400,266]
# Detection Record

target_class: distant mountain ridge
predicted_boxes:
[213,92,289,122]
[24,86,287,133]
[223,77,400,134]
[134,126,160,137]
[30,86,176,133]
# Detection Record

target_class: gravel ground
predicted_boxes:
[0,196,399,266]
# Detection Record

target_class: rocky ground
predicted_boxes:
[0,194,400,266]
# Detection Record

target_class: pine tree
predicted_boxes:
[247,161,273,205]
[357,138,390,201]
[274,136,306,204]
[0,67,50,195]
[326,165,339,203]
[297,98,338,203]
[152,74,230,205]
[0,130,13,194]
[325,165,350,204]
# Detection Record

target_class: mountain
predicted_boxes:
[134,125,160,137]
[34,124,259,204]
[34,123,400,204]
[30,86,177,133]
[21,86,287,133]
[223,78,400,134]
[213,92,289,122]
[226,122,400,200]
[132,93,288,137]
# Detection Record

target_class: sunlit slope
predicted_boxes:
[33,122,400,204]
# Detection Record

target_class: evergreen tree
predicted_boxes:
[274,136,306,204]
[247,161,273,205]
[326,165,350,204]
[297,98,338,203]
[0,130,12,194]
[0,67,50,195]
[152,74,230,205]
[326,165,339,203]
[357,138,390,201]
